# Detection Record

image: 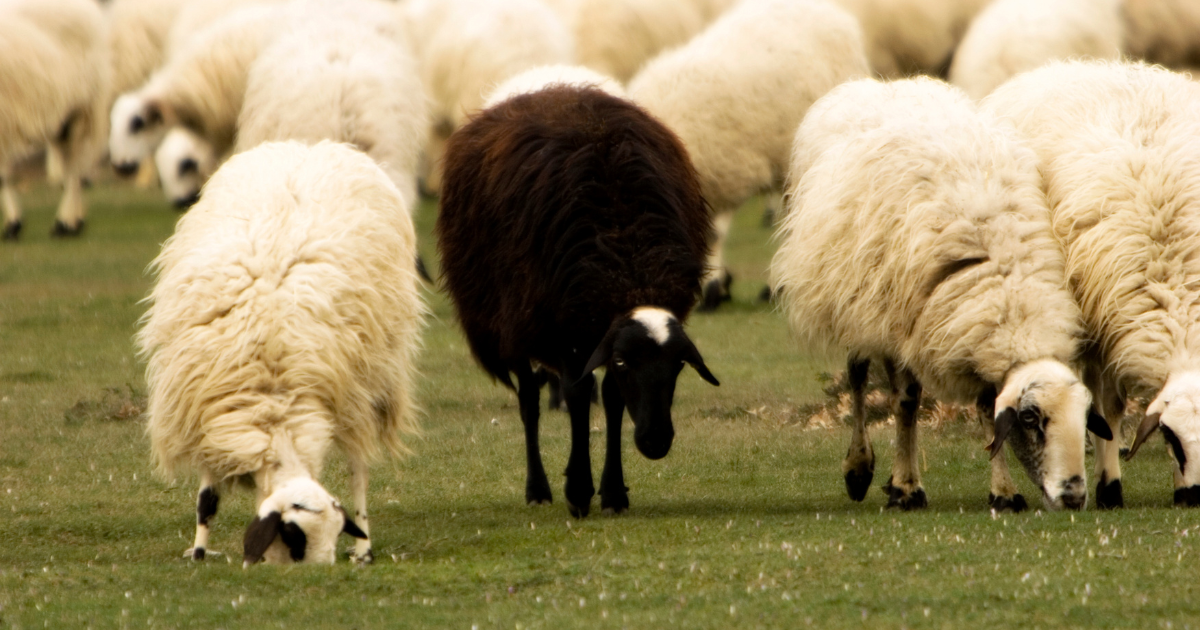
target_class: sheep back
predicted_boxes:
[437,86,710,383]
[140,140,424,480]
[628,0,868,210]
[983,61,1200,393]
[772,78,1082,401]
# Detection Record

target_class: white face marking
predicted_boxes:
[631,307,675,345]
[257,478,345,564]
[1149,372,1200,487]
[155,127,216,206]
[109,94,168,167]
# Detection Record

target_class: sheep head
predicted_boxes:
[582,307,718,460]
[109,93,170,175]
[987,359,1112,511]
[1126,371,1200,506]
[242,477,366,566]
[155,127,216,210]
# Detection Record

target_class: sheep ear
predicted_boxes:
[144,100,164,125]
[340,506,368,539]
[986,407,1018,460]
[1125,412,1162,461]
[243,511,283,566]
[681,334,719,386]
[581,328,617,378]
[1087,407,1113,441]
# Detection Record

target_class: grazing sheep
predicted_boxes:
[139,140,425,564]
[950,0,1123,101]
[772,77,1111,511]
[437,85,719,517]
[153,126,217,209]
[108,3,285,175]
[107,0,187,97]
[155,19,426,210]
[163,0,286,57]
[1121,0,1200,69]
[1,0,109,240]
[833,0,991,78]
[983,60,1200,507]
[403,0,573,195]
[483,64,624,109]
[628,0,869,309]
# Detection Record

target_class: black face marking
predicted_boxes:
[243,511,283,565]
[1161,426,1188,472]
[178,158,198,176]
[130,116,145,133]
[279,520,307,561]
[197,487,219,525]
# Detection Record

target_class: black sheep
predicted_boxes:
[437,85,719,517]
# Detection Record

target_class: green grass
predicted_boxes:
[2,183,1198,629]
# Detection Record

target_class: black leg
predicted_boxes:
[516,365,552,506]
[562,370,596,518]
[842,356,874,501]
[599,373,629,515]
[190,480,219,560]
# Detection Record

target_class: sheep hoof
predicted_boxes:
[184,548,219,560]
[1,220,20,241]
[987,492,1028,513]
[1095,477,1124,509]
[884,478,928,510]
[352,549,375,565]
[600,486,629,515]
[565,482,594,518]
[1174,486,1200,507]
[758,285,773,303]
[843,462,874,502]
[698,273,733,312]
[526,479,553,506]
[51,219,84,237]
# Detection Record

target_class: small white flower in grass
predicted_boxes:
[579,598,586,608]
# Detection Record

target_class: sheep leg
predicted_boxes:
[598,372,629,515]
[698,209,735,311]
[842,355,875,501]
[349,456,373,563]
[1,162,21,240]
[978,388,1027,512]
[884,365,927,510]
[185,471,220,560]
[562,370,596,518]
[1091,374,1125,509]
[49,114,86,236]
[515,365,553,506]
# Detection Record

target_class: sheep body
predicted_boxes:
[140,139,425,561]
[0,0,109,238]
[833,0,991,78]
[950,0,1123,100]
[437,85,717,516]
[107,0,187,97]
[1121,0,1200,68]
[569,0,706,83]
[983,60,1200,504]
[773,77,1098,510]
[628,0,868,307]
[483,64,624,109]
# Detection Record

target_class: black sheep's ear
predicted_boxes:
[987,407,1018,460]
[1125,412,1162,461]
[1087,407,1113,441]
[681,334,719,386]
[340,506,368,539]
[580,328,617,380]
[243,511,283,566]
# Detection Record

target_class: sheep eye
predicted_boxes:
[130,116,145,133]
[291,503,321,513]
[614,358,626,368]
[179,158,198,176]
[1019,410,1039,425]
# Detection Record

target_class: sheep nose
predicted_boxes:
[173,192,200,210]
[113,161,139,177]
[1058,475,1087,510]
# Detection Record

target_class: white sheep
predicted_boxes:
[107,0,187,97]
[983,60,1200,508]
[1121,0,1200,69]
[163,0,286,57]
[772,77,1112,511]
[833,0,991,78]
[403,0,573,194]
[950,0,1124,101]
[139,140,426,564]
[628,0,869,309]
[483,64,625,109]
[567,0,707,84]
[155,18,426,211]
[1,0,109,240]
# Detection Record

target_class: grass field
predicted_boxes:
[2,182,1199,629]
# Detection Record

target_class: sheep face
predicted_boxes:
[988,360,1110,511]
[242,478,366,566]
[155,127,216,210]
[583,308,719,460]
[109,94,168,175]
[1127,372,1200,506]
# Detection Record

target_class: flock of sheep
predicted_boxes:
[4,0,1200,565]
